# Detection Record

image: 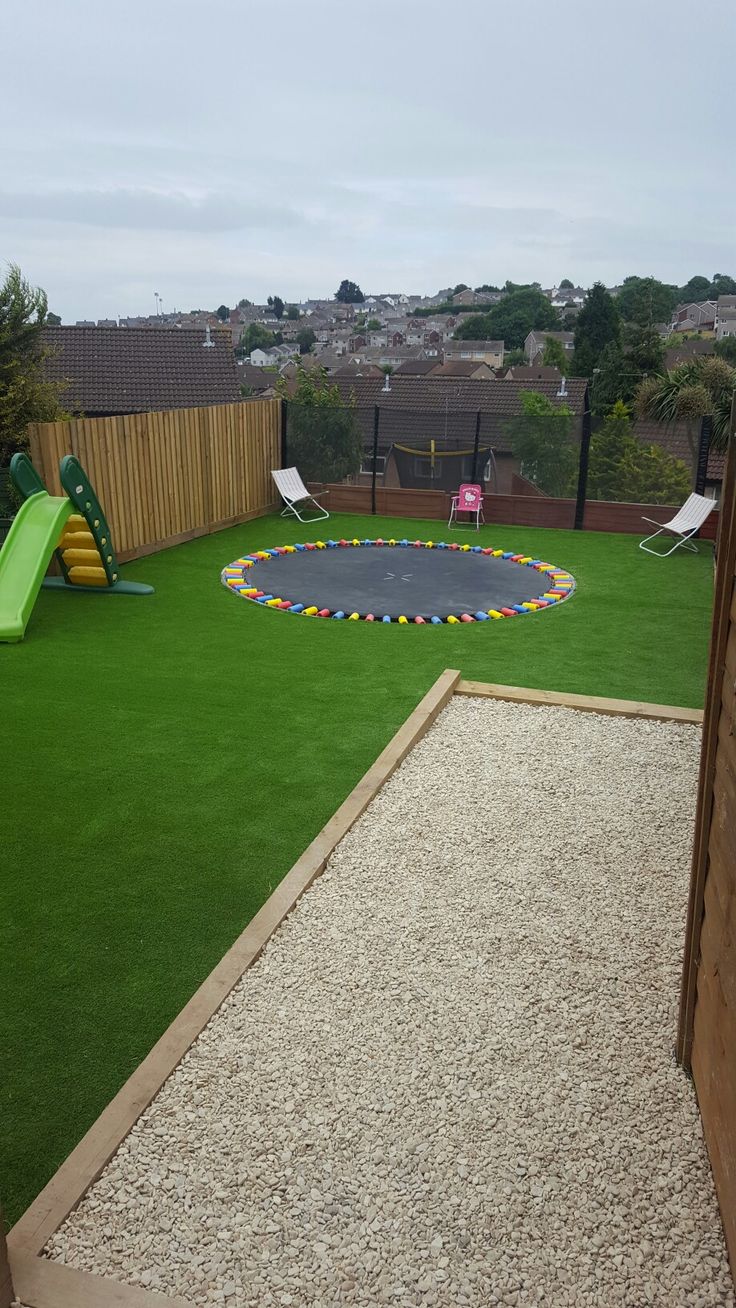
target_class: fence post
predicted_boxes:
[371,405,380,515]
[0,1208,13,1308]
[695,415,712,496]
[280,399,288,469]
[574,388,592,530]
[471,410,481,485]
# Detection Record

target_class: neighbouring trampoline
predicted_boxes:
[220,538,575,624]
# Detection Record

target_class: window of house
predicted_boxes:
[361,453,386,476]
[413,457,435,479]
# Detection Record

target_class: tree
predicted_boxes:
[285,304,300,321]
[0,264,68,463]
[366,318,381,332]
[559,278,574,290]
[242,323,276,355]
[215,305,230,322]
[616,276,677,327]
[680,275,710,300]
[474,284,500,293]
[296,327,316,355]
[46,311,61,325]
[335,280,364,304]
[710,273,736,298]
[455,287,558,349]
[452,283,469,294]
[587,401,691,504]
[268,295,285,320]
[505,391,577,496]
[275,363,362,482]
[635,355,736,477]
[504,347,527,367]
[715,336,736,364]
[573,283,621,377]
[237,297,252,309]
[541,336,568,370]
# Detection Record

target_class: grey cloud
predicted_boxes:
[0,187,311,234]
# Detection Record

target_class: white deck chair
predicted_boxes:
[639,493,717,557]
[272,467,330,522]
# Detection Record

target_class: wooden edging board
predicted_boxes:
[8,667,461,1288]
[455,679,704,724]
[7,669,703,1307]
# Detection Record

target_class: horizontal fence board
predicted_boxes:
[26,401,281,563]
[314,483,719,537]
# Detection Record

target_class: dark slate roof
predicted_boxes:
[393,359,440,376]
[332,376,587,454]
[237,362,277,391]
[42,325,241,415]
[430,360,494,377]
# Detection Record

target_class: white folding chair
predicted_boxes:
[272,467,330,523]
[639,493,717,557]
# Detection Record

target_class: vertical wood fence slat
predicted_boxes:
[25,400,280,563]
[678,396,736,1276]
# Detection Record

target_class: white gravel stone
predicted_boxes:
[45,699,734,1306]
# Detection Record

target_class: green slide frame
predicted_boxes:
[0,452,152,643]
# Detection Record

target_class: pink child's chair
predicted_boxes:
[448,483,484,530]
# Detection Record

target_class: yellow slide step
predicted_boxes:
[62,548,103,567]
[59,530,97,550]
[67,566,109,586]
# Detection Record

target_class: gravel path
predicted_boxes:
[46,698,734,1307]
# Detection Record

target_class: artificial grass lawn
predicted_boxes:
[1,513,713,1223]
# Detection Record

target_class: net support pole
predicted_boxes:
[280,399,288,469]
[695,415,712,496]
[371,405,380,515]
[471,409,482,485]
[574,388,591,530]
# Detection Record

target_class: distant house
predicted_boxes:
[430,360,494,380]
[546,286,586,309]
[671,301,717,334]
[236,362,279,393]
[330,375,588,494]
[715,296,736,341]
[524,329,574,365]
[393,359,443,377]
[444,339,504,368]
[249,344,300,367]
[41,325,240,416]
[664,338,715,369]
[502,365,562,382]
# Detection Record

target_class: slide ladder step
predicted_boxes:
[67,566,111,586]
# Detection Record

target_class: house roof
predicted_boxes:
[664,339,715,368]
[237,362,276,390]
[42,325,240,416]
[393,359,440,376]
[430,361,494,377]
[444,339,504,353]
[527,330,574,345]
[332,376,587,453]
[631,419,725,482]
[503,365,562,381]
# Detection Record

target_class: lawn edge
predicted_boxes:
[7,667,461,1270]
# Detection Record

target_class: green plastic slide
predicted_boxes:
[0,452,153,642]
[0,492,73,642]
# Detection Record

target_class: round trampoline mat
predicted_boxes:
[221,538,575,624]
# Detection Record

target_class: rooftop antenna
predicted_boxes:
[203,325,215,348]
[557,375,568,397]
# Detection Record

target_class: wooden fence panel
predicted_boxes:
[26,400,280,562]
[678,405,736,1276]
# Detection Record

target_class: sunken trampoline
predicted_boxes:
[221,538,575,624]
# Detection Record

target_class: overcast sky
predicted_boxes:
[2,0,732,322]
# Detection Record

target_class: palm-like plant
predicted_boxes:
[635,356,736,476]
